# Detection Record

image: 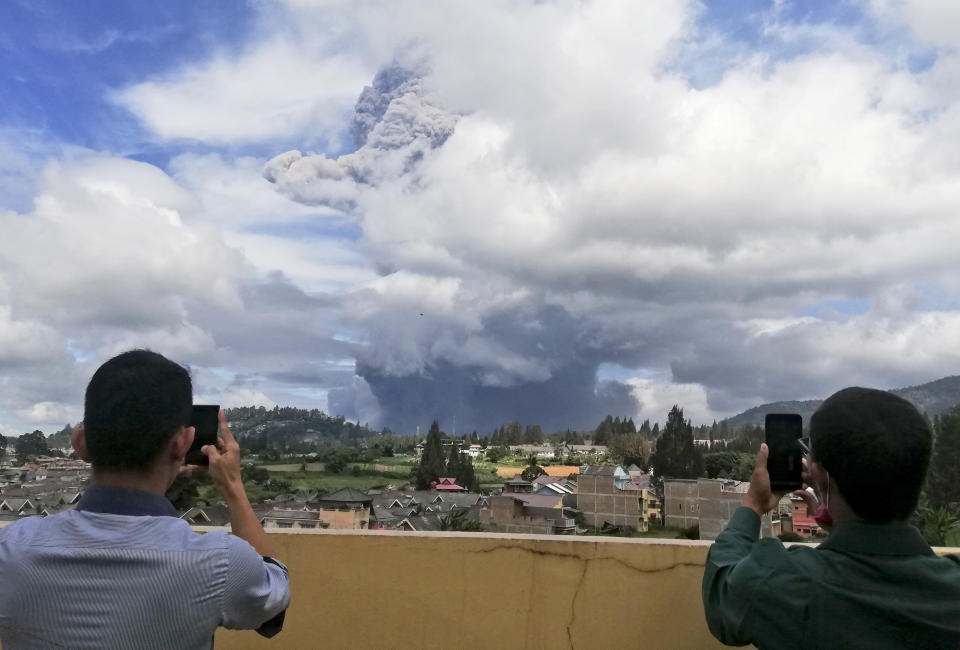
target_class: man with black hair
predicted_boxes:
[703,387,960,649]
[0,350,290,648]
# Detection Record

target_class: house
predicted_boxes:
[786,493,821,538]
[663,478,780,540]
[531,475,578,508]
[433,477,465,491]
[0,497,35,515]
[370,490,488,530]
[311,487,373,530]
[577,465,661,532]
[565,442,608,457]
[502,475,534,494]
[512,444,555,459]
[465,444,483,458]
[480,494,576,535]
[261,508,326,530]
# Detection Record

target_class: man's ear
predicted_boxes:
[171,426,195,462]
[71,427,92,463]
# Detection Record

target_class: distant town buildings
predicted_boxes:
[481,493,576,535]
[782,493,821,538]
[663,478,781,540]
[577,465,661,532]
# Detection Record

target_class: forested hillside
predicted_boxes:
[225,406,384,453]
[722,375,960,427]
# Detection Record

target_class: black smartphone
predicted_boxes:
[765,413,803,491]
[186,405,220,466]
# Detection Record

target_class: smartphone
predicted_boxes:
[186,404,220,466]
[765,413,803,491]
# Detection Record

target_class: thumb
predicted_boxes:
[202,445,220,462]
[756,443,769,469]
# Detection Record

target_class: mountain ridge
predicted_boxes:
[721,375,960,428]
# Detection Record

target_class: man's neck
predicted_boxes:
[91,468,171,496]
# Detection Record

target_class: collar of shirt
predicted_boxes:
[819,521,934,556]
[75,485,178,518]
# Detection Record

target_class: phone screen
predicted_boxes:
[765,413,803,491]
[186,405,220,466]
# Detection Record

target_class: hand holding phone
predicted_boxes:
[765,413,803,492]
[186,404,220,466]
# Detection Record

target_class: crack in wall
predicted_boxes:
[566,558,589,649]
[474,544,706,649]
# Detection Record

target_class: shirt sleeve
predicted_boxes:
[702,507,795,646]
[221,534,291,634]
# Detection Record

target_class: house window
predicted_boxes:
[300,522,316,529]
[277,522,293,528]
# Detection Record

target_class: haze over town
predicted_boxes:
[2,1,960,436]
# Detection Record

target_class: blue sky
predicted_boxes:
[2,0,960,435]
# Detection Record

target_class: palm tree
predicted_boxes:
[438,508,484,532]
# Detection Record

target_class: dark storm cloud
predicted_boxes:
[345,303,638,433]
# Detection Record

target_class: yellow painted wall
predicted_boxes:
[1,520,958,650]
[215,530,728,650]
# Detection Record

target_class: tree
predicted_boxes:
[415,421,446,489]
[521,454,546,481]
[438,508,484,532]
[914,501,960,546]
[523,424,544,444]
[446,443,462,480]
[241,465,271,484]
[15,430,50,465]
[0,433,7,459]
[703,451,755,481]
[521,465,546,481]
[593,416,614,445]
[485,446,509,462]
[504,422,523,445]
[650,406,703,482]
[927,407,960,510]
[609,434,653,468]
[456,457,479,492]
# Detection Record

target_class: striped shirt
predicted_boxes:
[0,486,290,649]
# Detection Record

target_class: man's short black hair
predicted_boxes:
[810,386,931,523]
[84,350,192,471]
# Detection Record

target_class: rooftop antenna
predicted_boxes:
[453,415,457,437]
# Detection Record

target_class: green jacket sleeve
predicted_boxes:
[702,507,784,646]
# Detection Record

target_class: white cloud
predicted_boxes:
[114,38,371,144]
[9,0,960,433]
[16,401,82,426]
[869,0,960,49]
[261,0,960,429]
[627,379,717,426]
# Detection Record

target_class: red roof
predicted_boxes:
[435,484,465,490]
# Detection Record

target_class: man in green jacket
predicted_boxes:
[702,387,960,649]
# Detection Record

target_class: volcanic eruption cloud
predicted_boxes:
[263,2,960,433]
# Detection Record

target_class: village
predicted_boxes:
[0,436,822,542]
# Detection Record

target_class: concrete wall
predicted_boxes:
[2,521,959,649]
[664,479,777,540]
[577,474,643,529]
[664,479,700,529]
[215,529,729,649]
[481,496,555,535]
